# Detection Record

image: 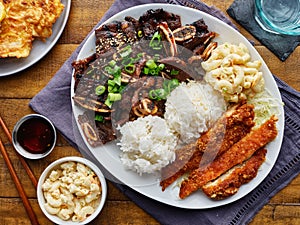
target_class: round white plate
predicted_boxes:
[0,0,71,77]
[71,3,284,209]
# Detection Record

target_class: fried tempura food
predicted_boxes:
[179,115,278,199]
[160,103,255,190]
[202,148,267,200]
[0,0,64,58]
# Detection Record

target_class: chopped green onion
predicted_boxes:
[95,85,106,95]
[143,67,149,75]
[108,85,118,93]
[149,90,157,99]
[150,69,157,76]
[119,45,132,58]
[146,59,157,70]
[105,66,113,74]
[149,31,162,50]
[105,92,122,107]
[149,79,179,100]
[132,53,143,63]
[104,98,113,108]
[105,93,120,107]
[113,65,121,77]
[137,52,144,58]
[118,85,126,93]
[114,75,122,86]
[163,79,179,93]
[143,61,165,76]
[158,63,165,70]
[108,82,120,93]
[149,89,167,100]
[124,64,136,74]
[105,65,121,77]
[108,60,116,67]
[171,69,179,75]
[108,93,122,102]
[121,57,134,66]
[107,72,122,93]
[170,79,179,87]
[107,80,115,86]
[95,114,104,122]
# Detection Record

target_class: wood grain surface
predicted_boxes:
[0,0,299,224]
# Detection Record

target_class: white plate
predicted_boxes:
[0,0,71,77]
[71,4,284,209]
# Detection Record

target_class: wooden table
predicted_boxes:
[0,0,299,224]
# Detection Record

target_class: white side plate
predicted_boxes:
[0,0,71,77]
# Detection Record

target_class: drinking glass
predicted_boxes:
[254,0,300,35]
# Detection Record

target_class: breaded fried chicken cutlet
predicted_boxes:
[179,115,278,199]
[160,103,255,190]
[202,148,267,199]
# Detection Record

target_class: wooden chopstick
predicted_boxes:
[0,116,38,189]
[0,138,39,225]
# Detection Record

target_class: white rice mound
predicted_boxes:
[164,81,227,144]
[118,115,178,175]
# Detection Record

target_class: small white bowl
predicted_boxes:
[12,114,57,159]
[37,156,107,225]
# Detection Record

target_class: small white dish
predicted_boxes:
[37,156,107,225]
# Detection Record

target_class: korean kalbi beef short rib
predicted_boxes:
[95,20,138,55]
[72,9,218,146]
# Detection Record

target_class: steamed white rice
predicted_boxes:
[118,115,178,175]
[164,81,227,144]
[118,81,227,175]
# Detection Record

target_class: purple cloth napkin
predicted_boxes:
[30,0,300,224]
[227,0,300,61]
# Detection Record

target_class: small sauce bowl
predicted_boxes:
[12,114,56,159]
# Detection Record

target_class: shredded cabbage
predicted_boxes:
[248,89,283,127]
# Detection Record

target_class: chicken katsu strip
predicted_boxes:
[160,124,253,190]
[160,103,255,190]
[202,148,267,200]
[179,115,278,199]
[160,142,198,190]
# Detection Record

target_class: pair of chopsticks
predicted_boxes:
[0,116,39,225]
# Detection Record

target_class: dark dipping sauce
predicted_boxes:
[16,117,55,154]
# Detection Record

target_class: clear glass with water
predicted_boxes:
[254,0,300,35]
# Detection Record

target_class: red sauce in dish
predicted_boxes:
[16,117,55,154]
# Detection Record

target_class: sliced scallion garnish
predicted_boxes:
[95,85,106,95]
[124,64,136,74]
[149,31,162,50]
[95,114,105,122]
[149,79,179,100]
[170,69,179,75]
[146,59,157,70]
